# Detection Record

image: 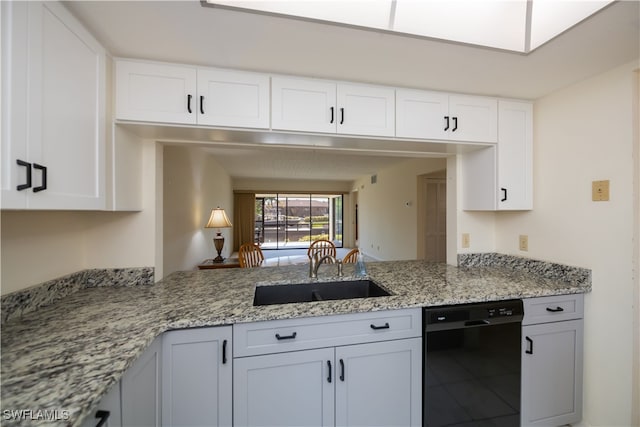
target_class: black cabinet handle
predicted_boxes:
[370,322,390,330]
[33,163,47,193]
[200,95,205,115]
[340,108,345,125]
[327,360,332,383]
[95,410,110,427]
[546,306,564,313]
[16,159,32,191]
[187,94,193,113]
[222,339,227,364]
[525,336,533,354]
[275,332,297,340]
[452,116,458,132]
[330,107,334,124]
[339,358,345,382]
[500,188,508,202]
[444,116,450,131]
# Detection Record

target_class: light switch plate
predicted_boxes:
[592,180,610,201]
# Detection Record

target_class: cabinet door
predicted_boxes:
[81,382,122,427]
[2,1,106,210]
[1,1,29,208]
[234,348,334,427]
[449,95,497,143]
[116,60,197,124]
[497,100,533,210]
[271,76,337,133]
[337,83,395,137]
[121,337,162,427]
[521,320,583,426]
[395,89,449,140]
[162,327,232,427]
[197,68,269,129]
[335,338,422,427]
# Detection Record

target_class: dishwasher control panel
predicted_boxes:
[424,299,524,330]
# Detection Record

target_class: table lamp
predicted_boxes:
[205,207,233,262]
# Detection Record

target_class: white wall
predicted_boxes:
[163,145,233,276]
[491,61,639,426]
[354,157,446,260]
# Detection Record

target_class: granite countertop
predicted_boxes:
[0,258,591,427]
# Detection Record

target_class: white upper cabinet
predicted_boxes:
[197,69,269,128]
[337,83,395,137]
[462,99,533,211]
[449,95,498,142]
[1,1,106,210]
[116,59,269,129]
[271,76,337,133]
[396,89,450,140]
[497,100,533,210]
[272,76,395,137]
[116,60,197,124]
[396,89,497,143]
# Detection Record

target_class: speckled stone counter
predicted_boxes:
[0,258,591,427]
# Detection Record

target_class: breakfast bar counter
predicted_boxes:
[0,256,591,426]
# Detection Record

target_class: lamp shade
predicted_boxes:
[205,207,232,228]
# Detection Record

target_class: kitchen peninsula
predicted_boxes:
[0,255,590,427]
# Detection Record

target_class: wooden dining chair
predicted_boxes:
[307,239,337,261]
[239,243,264,268]
[342,248,359,264]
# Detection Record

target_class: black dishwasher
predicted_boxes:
[424,300,523,427]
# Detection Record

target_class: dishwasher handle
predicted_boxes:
[464,319,490,327]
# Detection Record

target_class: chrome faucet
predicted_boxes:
[309,253,343,278]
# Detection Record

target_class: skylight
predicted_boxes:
[203,0,614,53]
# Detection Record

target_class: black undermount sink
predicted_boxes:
[253,279,392,306]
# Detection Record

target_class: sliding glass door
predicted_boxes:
[255,193,343,249]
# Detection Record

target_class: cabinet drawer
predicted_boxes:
[523,294,584,325]
[233,308,421,357]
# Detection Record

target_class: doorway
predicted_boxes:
[418,171,447,262]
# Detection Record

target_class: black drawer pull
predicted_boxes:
[525,336,533,355]
[95,410,110,427]
[33,163,47,192]
[546,306,564,313]
[222,339,228,364]
[275,332,297,340]
[370,322,390,330]
[339,358,345,381]
[16,159,32,191]
[327,360,332,383]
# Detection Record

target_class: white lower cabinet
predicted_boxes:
[81,382,122,427]
[334,339,422,427]
[162,326,232,427]
[521,295,584,427]
[234,347,335,427]
[233,308,422,427]
[121,337,162,427]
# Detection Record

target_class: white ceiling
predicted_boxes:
[64,0,640,182]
